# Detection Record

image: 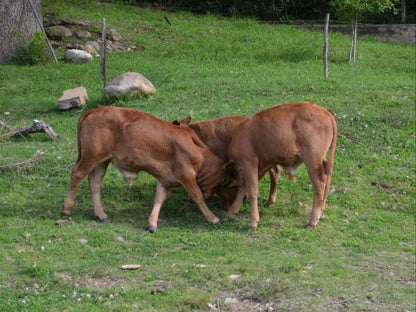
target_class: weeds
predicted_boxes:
[12,32,52,66]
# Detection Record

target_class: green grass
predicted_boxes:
[0,1,415,311]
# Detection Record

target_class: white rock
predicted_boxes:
[227,274,241,281]
[120,264,141,270]
[64,49,92,64]
[104,72,156,98]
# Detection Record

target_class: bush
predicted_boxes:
[13,31,51,66]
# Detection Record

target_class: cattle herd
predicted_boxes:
[61,101,337,232]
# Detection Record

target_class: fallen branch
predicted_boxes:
[0,120,13,131]
[0,150,44,173]
[0,119,60,140]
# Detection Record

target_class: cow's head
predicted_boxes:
[210,160,241,210]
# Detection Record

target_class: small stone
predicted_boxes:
[78,238,88,245]
[227,274,241,281]
[58,87,88,110]
[207,303,217,310]
[61,18,90,27]
[86,41,100,51]
[106,28,123,41]
[194,264,207,269]
[83,41,100,55]
[56,220,69,226]
[46,25,72,39]
[116,236,125,243]
[224,297,238,304]
[75,30,91,39]
[120,264,141,270]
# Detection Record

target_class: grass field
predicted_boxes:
[0,1,415,311]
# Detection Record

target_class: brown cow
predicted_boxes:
[177,115,281,209]
[226,102,337,230]
[61,106,225,232]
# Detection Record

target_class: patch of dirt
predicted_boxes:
[209,292,276,311]
[55,272,131,290]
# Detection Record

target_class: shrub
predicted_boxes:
[13,31,51,66]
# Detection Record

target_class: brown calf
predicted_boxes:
[62,106,225,232]
[226,102,337,230]
[178,115,281,209]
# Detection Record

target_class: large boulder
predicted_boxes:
[64,49,92,64]
[104,72,156,98]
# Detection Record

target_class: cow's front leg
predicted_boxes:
[228,164,260,230]
[265,165,281,207]
[181,177,220,225]
[245,168,260,231]
[247,178,260,231]
[148,182,169,232]
[226,187,246,220]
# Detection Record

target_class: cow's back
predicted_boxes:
[229,102,336,168]
[78,106,202,169]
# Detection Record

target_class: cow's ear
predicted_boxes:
[180,115,192,125]
[172,120,181,125]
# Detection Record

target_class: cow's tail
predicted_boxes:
[322,110,337,199]
[75,110,94,164]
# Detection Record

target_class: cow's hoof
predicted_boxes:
[306,224,316,230]
[264,201,275,208]
[319,214,325,220]
[61,211,70,218]
[100,217,112,223]
[213,220,222,226]
[148,226,158,233]
[249,225,258,232]
[226,212,236,220]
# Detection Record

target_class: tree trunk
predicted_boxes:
[0,0,43,65]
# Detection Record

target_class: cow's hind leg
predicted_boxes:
[305,159,330,228]
[88,161,110,222]
[148,182,169,232]
[62,161,96,217]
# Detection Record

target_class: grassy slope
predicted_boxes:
[0,1,414,311]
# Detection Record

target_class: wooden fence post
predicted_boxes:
[323,13,330,79]
[101,18,107,89]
